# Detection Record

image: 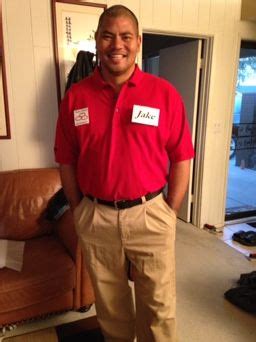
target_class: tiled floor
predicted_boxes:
[220,222,256,258]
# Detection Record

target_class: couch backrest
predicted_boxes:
[0,168,61,240]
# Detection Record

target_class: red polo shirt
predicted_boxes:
[54,66,194,200]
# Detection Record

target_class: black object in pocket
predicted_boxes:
[45,188,69,221]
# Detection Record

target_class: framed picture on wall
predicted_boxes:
[0,56,10,138]
[0,0,11,139]
[52,0,106,102]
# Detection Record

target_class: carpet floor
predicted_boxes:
[56,316,104,341]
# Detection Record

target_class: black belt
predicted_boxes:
[86,188,163,210]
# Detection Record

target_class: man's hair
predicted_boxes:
[95,5,139,36]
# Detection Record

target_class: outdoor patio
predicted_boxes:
[226,157,256,215]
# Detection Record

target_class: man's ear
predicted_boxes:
[137,35,142,51]
[94,30,99,50]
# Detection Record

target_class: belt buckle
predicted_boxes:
[114,199,127,210]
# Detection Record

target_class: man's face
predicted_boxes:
[96,15,141,81]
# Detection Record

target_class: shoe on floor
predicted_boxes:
[232,230,256,246]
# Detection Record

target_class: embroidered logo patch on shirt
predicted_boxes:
[131,105,160,127]
[74,108,89,126]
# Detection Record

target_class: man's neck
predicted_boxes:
[100,66,136,93]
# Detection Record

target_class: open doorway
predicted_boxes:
[225,40,256,222]
[142,33,212,226]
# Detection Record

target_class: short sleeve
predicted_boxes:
[166,90,194,163]
[54,92,79,165]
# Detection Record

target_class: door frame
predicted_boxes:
[141,30,213,227]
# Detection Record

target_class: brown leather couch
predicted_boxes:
[0,168,94,327]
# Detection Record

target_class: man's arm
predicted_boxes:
[166,160,191,215]
[59,164,82,212]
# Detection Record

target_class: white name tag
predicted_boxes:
[131,105,160,126]
[74,107,89,126]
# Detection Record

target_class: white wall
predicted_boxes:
[1,0,58,170]
[1,0,256,228]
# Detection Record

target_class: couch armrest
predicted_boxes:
[53,210,95,309]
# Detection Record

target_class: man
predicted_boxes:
[54,5,194,342]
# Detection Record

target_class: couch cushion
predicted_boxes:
[0,168,61,240]
[0,236,76,313]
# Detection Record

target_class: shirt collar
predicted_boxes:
[92,65,143,89]
[128,65,143,86]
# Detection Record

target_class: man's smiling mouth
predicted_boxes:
[108,53,127,61]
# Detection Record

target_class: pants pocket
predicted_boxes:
[74,197,94,233]
[160,196,177,220]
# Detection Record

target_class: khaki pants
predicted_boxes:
[74,193,177,342]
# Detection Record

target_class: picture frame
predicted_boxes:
[0,0,11,139]
[51,0,106,102]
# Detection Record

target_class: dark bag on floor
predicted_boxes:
[224,285,256,313]
[238,271,256,286]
